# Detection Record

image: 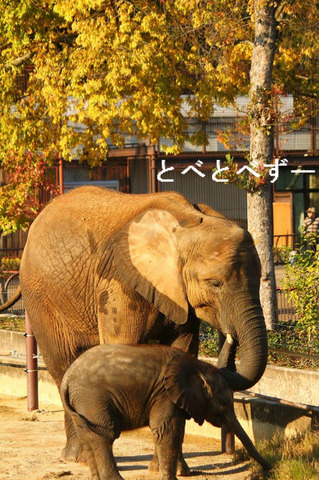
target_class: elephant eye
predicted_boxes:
[208,279,223,288]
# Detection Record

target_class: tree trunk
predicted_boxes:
[248,1,279,330]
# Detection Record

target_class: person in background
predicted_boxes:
[303,207,319,251]
[304,207,319,233]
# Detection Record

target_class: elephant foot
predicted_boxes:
[148,456,160,474]
[148,456,190,477]
[60,441,87,464]
[176,457,191,476]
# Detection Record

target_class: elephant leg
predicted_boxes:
[46,365,86,463]
[60,409,86,463]
[39,362,86,463]
[149,419,190,477]
[153,445,178,480]
[90,435,123,480]
[39,353,85,462]
[150,415,188,480]
[23,303,87,463]
[73,424,123,480]
[148,449,159,473]
[71,430,99,480]
[176,454,191,476]
[149,450,190,477]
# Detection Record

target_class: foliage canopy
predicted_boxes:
[0,0,318,231]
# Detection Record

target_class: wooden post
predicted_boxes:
[148,146,157,193]
[58,155,64,195]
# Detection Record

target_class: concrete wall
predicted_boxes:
[1,330,318,442]
[0,359,60,404]
[203,357,319,408]
[0,330,26,357]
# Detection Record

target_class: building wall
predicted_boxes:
[129,158,148,194]
[63,160,129,192]
[158,169,247,228]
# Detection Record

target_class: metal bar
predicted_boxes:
[240,390,319,413]
[4,272,19,291]
[25,312,39,411]
[268,347,319,361]
[221,424,235,454]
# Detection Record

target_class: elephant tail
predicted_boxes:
[0,286,22,312]
[60,380,91,432]
[61,378,113,438]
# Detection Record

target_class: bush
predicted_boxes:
[282,232,319,341]
[0,257,20,272]
[199,321,219,358]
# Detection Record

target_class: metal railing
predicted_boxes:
[273,234,299,264]
[0,272,24,315]
[276,287,297,323]
[273,233,299,249]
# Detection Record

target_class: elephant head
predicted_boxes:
[164,354,271,471]
[113,207,268,391]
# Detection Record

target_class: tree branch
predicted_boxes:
[5,52,33,68]
[0,41,11,52]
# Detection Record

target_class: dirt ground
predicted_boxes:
[0,394,253,480]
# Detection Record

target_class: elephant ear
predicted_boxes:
[164,354,213,426]
[113,209,189,324]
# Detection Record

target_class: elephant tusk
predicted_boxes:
[226,333,234,345]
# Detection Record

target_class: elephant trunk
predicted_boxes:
[218,299,268,391]
[231,415,271,471]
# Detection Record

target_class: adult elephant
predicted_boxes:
[1,186,268,465]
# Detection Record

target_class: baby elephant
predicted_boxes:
[61,344,270,480]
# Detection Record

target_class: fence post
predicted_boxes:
[219,332,235,454]
[25,312,39,411]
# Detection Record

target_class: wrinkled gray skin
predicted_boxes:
[61,344,271,480]
[1,187,268,466]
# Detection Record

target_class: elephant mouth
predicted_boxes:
[195,305,220,328]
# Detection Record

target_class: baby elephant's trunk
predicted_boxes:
[231,416,271,471]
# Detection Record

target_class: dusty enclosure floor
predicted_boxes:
[0,394,253,480]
